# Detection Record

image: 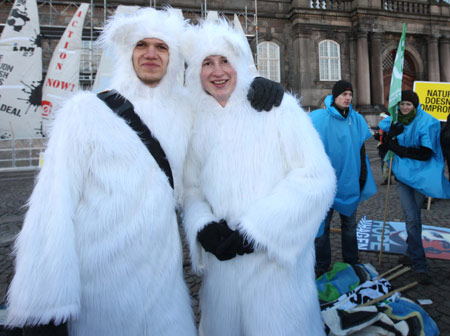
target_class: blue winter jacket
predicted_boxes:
[310,95,377,217]
[379,106,450,198]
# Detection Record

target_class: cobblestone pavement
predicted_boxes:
[1,138,449,334]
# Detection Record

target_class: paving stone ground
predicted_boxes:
[1,138,449,334]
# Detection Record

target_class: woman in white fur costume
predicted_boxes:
[182,20,336,336]
[6,8,197,336]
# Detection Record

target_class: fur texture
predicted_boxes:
[182,20,336,336]
[7,8,196,336]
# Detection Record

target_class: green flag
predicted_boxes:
[385,22,407,161]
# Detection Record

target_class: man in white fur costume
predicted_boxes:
[5,8,198,336]
[182,20,336,336]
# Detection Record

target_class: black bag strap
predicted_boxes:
[97,89,174,189]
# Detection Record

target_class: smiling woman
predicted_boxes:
[200,55,237,107]
[132,38,170,87]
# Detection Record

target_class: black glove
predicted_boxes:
[215,230,254,261]
[387,122,404,139]
[23,321,68,336]
[247,77,284,112]
[197,220,234,255]
[385,138,407,157]
[379,140,389,152]
[381,132,393,147]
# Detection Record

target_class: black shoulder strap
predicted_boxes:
[97,90,174,189]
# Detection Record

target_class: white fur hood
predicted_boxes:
[182,19,255,110]
[98,7,186,101]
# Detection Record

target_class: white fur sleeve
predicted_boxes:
[6,94,93,327]
[237,94,336,266]
[182,144,219,274]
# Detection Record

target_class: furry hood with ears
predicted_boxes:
[182,19,256,105]
[98,7,186,98]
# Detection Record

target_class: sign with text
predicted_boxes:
[413,81,450,121]
[0,0,43,138]
[357,216,450,260]
[41,3,89,135]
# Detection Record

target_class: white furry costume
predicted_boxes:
[7,8,197,336]
[182,21,336,336]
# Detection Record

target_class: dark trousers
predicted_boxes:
[315,208,359,271]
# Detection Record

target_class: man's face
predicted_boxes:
[132,38,169,88]
[200,55,237,107]
[334,90,353,109]
[399,101,414,115]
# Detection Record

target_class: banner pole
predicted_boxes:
[378,156,393,264]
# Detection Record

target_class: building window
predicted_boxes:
[257,41,280,82]
[319,40,341,81]
[80,40,102,77]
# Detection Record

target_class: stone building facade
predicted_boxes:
[1,0,449,124]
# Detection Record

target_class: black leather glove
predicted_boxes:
[197,220,234,255]
[215,230,254,261]
[23,321,68,336]
[247,77,284,112]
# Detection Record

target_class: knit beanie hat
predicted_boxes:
[332,80,353,99]
[401,90,419,108]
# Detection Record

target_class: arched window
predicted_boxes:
[319,40,341,81]
[257,41,280,82]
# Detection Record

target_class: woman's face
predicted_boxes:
[200,55,237,107]
[399,101,414,115]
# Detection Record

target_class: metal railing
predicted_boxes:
[0,138,46,170]
[308,0,447,12]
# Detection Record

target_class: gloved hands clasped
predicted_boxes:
[247,77,284,112]
[197,220,254,261]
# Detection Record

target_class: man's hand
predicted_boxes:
[215,230,254,261]
[247,77,284,112]
[197,220,234,255]
[198,221,254,261]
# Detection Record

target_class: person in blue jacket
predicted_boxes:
[379,90,450,285]
[311,80,377,276]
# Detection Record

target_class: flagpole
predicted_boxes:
[378,156,393,263]
[378,22,407,263]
